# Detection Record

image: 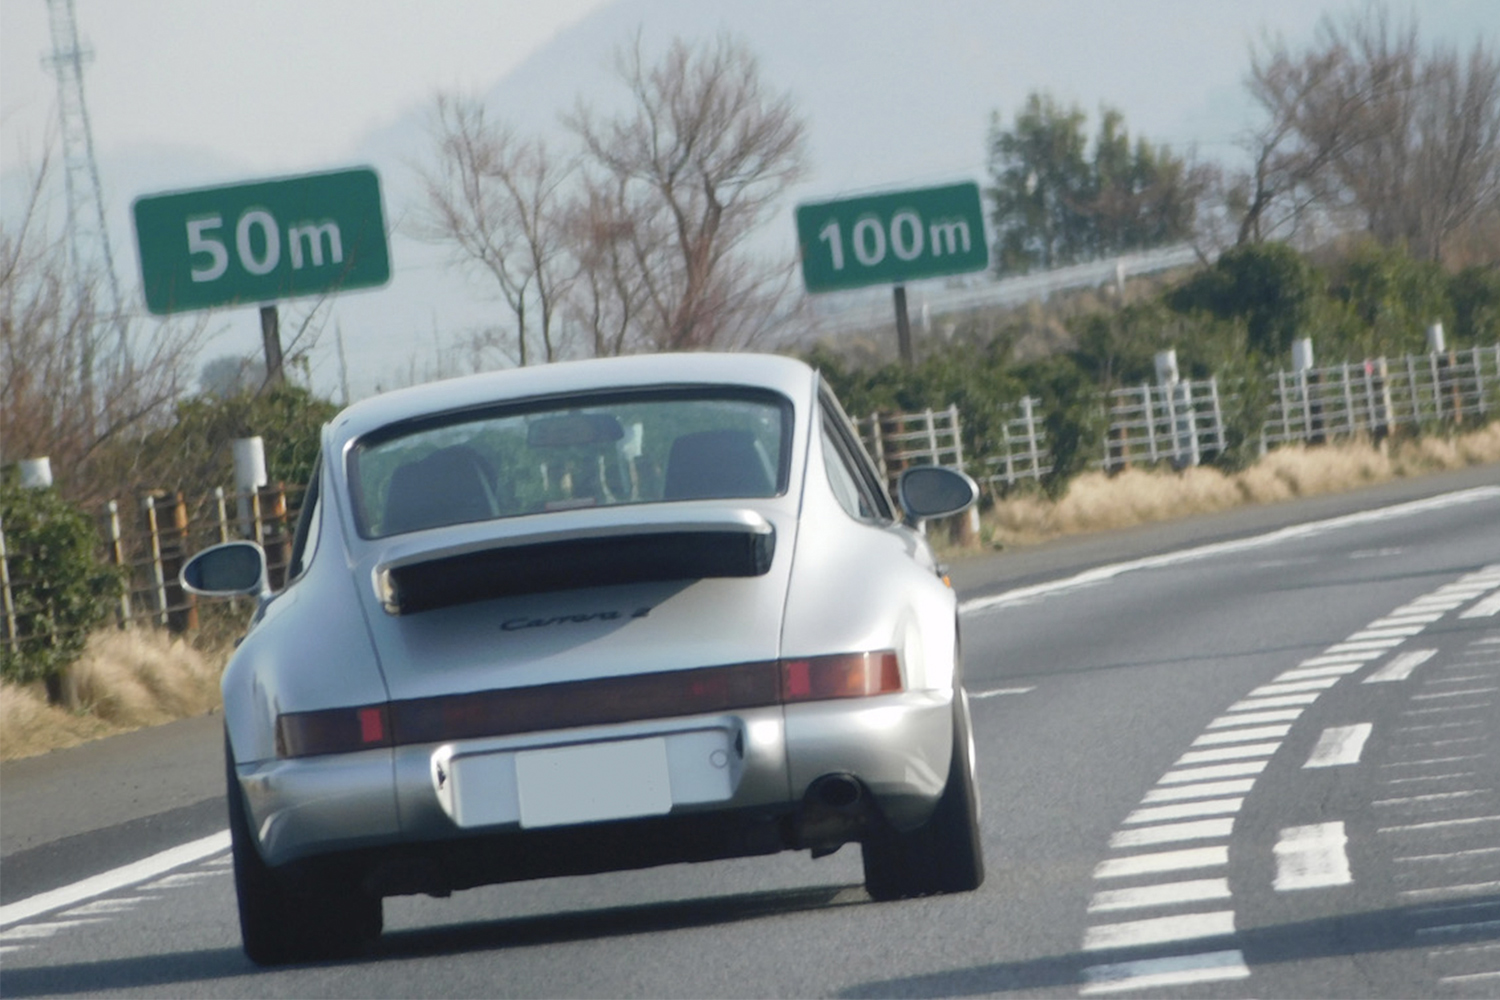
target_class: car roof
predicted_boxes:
[326,352,818,450]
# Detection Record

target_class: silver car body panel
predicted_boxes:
[220,353,964,870]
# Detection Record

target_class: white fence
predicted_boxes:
[1262,346,1499,448]
[1103,378,1226,472]
[858,406,965,486]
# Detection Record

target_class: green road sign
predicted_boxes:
[795,182,988,294]
[133,167,390,315]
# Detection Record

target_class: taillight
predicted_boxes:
[780,650,902,702]
[276,704,392,758]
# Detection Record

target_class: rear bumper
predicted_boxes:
[239,692,954,873]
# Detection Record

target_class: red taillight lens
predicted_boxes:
[276,704,392,758]
[780,650,901,702]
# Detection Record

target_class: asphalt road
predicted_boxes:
[3,463,1499,998]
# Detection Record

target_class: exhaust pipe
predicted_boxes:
[809,773,863,810]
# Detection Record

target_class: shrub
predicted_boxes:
[0,481,121,696]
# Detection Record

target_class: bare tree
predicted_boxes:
[415,95,578,367]
[2,155,208,505]
[566,34,808,352]
[1237,5,1500,262]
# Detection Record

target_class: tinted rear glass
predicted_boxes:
[350,389,790,538]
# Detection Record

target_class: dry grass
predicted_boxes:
[0,627,230,762]
[982,421,1500,548]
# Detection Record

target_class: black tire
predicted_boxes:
[862,691,985,901]
[225,732,382,965]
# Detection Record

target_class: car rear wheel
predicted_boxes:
[225,733,382,965]
[861,691,985,900]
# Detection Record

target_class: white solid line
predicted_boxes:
[1229,694,1321,711]
[1382,754,1486,767]
[1208,709,1304,728]
[1274,822,1352,890]
[1395,845,1500,864]
[970,686,1035,699]
[0,830,230,929]
[1094,846,1229,879]
[957,487,1500,615]
[1366,649,1439,683]
[1087,878,1232,913]
[1143,779,1256,803]
[1419,918,1500,937]
[1110,818,1235,848]
[1176,742,1281,765]
[1193,725,1291,746]
[1083,911,1236,951]
[1304,724,1374,768]
[1159,760,1268,784]
[59,896,151,917]
[1080,950,1250,995]
[1442,971,1500,985]
[1126,798,1243,826]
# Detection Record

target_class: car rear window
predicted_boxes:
[350,389,791,538]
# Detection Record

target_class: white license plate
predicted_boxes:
[515,738,672,829]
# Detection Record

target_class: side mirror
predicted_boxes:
[898,466,979,523]
[180,540,270,598]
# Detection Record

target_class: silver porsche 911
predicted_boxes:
[183,352,984,965]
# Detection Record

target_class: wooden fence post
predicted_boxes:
[0,517,18,659]
[142,494,168,627]
[161,491,197,633]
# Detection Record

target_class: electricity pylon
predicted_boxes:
[44,0,132,416]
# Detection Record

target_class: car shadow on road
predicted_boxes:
[0,883,867,997]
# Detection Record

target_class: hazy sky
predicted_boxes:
[2,0,1496,402]
[0,0,610,175]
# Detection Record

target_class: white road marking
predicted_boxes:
[1250,678,1341,696]
[1125,798,1243,825]
[1366,649,1439,683]
[1080,950,1249,995]
[1083,911,1236,950]
[1110,818,1235,848]
[1442,971,1500,985]
[0,918,106,941]
[1379,815,1500,834]
[1193,725,1291,746]
[1087,878,1232,913]
[1176,742,1281,765]
[1277,664,1365,681]
[58,896,151,917]
[1373,790,1487,807]
[1412,687,1500,700]
[1274,822,1352,890]
[138,870,223,890]
[1347,627,1428,640]
[1325,638,1407,653]
[1142,779,1256,803]
[1460,596,1500,620]
[1304,724,1374,768]
[970,686,1035,699]
[1396,846,1500,864]
[1400,880,1500,900]
[1159,761,1268,784]
[1228,693,1321,711]
[1094,846,1229,879]
[1419,919,1500,937]
[1298,651,1385,667]
[1208,709,1304,727]
[1369,614,1446,627]
[957,488,1500,616]
[0,830,230,929]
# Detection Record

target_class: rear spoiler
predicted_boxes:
[372,508,775,615]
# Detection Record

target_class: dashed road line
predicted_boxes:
[1366,649,1439,683]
